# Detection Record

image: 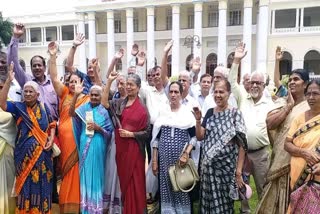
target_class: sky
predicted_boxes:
[2,0,76,17]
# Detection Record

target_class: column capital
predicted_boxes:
[126,8,134,18]
[194,2,203,12]
[147,6,155,16]
[76,12,85,21]
[218,0,227,10]
[107,10,114,19]
[259,0,270,7]
[171,4,180,14]
[87,12,96,21]
[244,0,253,8]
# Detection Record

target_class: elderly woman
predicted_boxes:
[256,68,310,212]
[0,77,17,214]
[48,43,90,213]
[0,63,56,213]
[102,71,151,214]
[193,79,247,213]
[284,79,320,211]
[151,81,196,213]
[69,83,113,214]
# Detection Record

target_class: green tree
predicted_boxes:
[0,12,13,49]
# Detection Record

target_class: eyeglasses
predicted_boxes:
[306,91,320,98]
[250,81,264,86]
[152,73,161,78]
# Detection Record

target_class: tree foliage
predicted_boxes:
[0,12,13,49]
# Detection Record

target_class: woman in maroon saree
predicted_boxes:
[102,72,151,214]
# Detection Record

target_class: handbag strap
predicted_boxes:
[174,160,197,193]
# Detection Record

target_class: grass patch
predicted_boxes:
[193,176,258,213]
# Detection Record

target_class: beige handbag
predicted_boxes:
[169,158,199,193]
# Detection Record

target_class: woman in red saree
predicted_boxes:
[102,72,151,214]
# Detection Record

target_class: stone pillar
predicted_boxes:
[242,0,253,76]
[194,1,203,69]
[107,10,115,67]
[77,13,87,73]
[172,4,180,76]
[88,12,97,59]
[126,8,134,67]
[218,0,227,65]
[256,0,270,73]
[147,6,155,70]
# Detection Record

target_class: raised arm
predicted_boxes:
[91,58,102,86]
[229,42,247,102]
[190,57,201,83]
[161,40,173,87]
[192,107,206,141]
[48,42,64,97]
[274,46,283,89]
[7,23,29,87]
[106,48,124,78]
[0,62,14,110]
[101,71,118,109]
[266,90,294,130]
[69,80,83,117]
[66,33,85,73]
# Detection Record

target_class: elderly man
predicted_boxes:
[201,66,238,115]
[228,42,274,214]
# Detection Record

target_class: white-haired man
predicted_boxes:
[228,42,274,214]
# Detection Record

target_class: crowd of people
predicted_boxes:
[0,22,319,214]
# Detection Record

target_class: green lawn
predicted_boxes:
[193,176,258,214]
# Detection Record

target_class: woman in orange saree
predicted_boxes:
[0,65,56,214]
[49,46,90,213]
[285,80,320,212]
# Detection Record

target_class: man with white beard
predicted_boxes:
[228,42,274,213]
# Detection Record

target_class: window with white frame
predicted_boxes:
[133,12,139,32]
[229,10,241,26]
[166,9,172,30]
[208,11,219,27]
[30,28,42,43]
[114,19,121,33]
[274,9,296,28]
[45,26,57,42]
[187,8,194,29]
[304,7,320,27]
[61,25,74,40]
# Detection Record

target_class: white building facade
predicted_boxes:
[5,0,320,81]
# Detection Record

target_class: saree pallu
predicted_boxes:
[114,98,149,214]
[72,103,113,214]
[286,113,320,213]
[200,108,247,214]
[0,110,17,214]
[58,86,89,213]
[6,101,54,214]
[256,101,309,214]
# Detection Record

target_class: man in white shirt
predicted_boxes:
[228,42,274,214]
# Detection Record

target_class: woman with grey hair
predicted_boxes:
[0,63,56,213]
[69,83,113,214]
[102,71,151,214]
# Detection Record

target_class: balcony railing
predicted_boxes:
[272,26,320,35]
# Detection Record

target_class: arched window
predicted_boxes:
[186,54,194,71]
[280,51,292,77]
[206,53,217,76]
[227,52,235,68]
[167,55,172,77]
[304,50,320,74]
